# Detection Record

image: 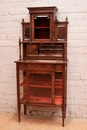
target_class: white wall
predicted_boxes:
[0,0,87,118]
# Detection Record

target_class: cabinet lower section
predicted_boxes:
[15,60,67,126]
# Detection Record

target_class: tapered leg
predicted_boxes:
[62,111,65,127]
[18,107,21,122]
[64,104,67,119]
[24,105,27,115]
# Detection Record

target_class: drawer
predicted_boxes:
[55,65,62,72]
[27,64,54,71]
[18,64,26,69]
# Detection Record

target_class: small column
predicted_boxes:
[64,43,67,61]
[19,37,21,60]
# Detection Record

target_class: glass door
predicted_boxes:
[54,65,63,106]
[18,70,27,104]
[28,72,53,104]
[31,14,52,41]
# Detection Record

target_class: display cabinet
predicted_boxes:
[15,6,68,127]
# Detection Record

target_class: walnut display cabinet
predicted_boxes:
[14,6,68,127]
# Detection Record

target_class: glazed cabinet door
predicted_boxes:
[28,71,54,105]
[54,64,63,106]
[16,64,28,105]
[31,14,53,41]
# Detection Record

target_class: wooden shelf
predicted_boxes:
[55,79,63,82]
[34,27,50,28]
[21,96,62,106]
[29,96,51,103]
[55,81,63,88]
[19,79,63,88]
[55,96,62,106]
[20,40,67,44]
[29,81,51,88]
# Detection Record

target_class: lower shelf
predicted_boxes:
[29,96,51,103]
[55,97,62,106]
[20,96,62,106]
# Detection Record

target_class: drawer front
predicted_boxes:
[55,65,62,72]
[27,64,54,71]
[18,64,26,69]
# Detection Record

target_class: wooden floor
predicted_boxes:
[0,112,87,130]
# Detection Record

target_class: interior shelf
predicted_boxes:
[19,80,63,88]
[55,81,63,88]
[55,96,62,106]
[21,96,62,106]
[55,79,63,82]
[29,81,51,88]
[34,27,50,28]
[29,96,51,103]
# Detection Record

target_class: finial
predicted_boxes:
[22,19,24,23]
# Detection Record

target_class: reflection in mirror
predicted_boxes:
[24,27,30,40]
[58,26,66,40]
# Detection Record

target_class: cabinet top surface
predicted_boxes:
[27,6,58,13]
[14,59,68,64]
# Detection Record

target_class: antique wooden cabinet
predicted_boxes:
[15,6,68,127]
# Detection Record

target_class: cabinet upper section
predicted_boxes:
[20,6,68,60]
[21,6,68,42]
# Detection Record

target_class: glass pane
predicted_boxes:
[54,72,63,106]
[24,27,30,40]
[34,16,50,27]
[58,27,66,40]
[34,16,50,39]
[39,45,63,56]
[28,73,52,104]
[19,70,27,103]
[34,28,50,39]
